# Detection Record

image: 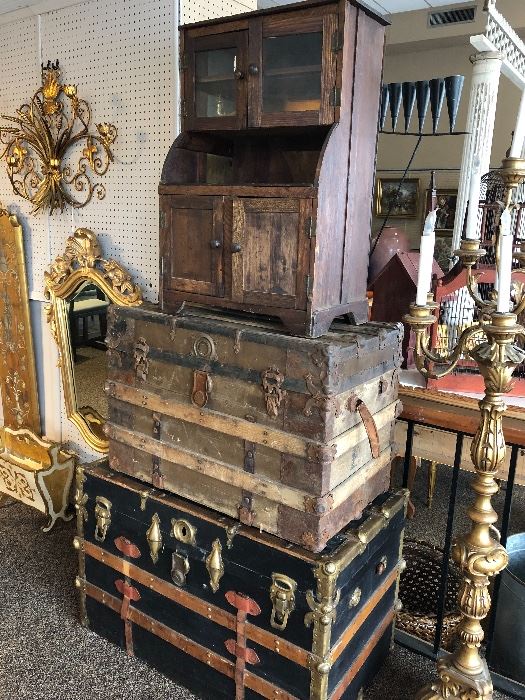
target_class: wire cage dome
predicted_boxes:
[421,169,525,394]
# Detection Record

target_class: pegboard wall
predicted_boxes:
[0,0,256,462]
[180,0,255,24]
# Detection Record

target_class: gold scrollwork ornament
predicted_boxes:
[0,60,117,214]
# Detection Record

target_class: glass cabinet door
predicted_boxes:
[184,32,248,130]
[263,33,322,116]
[195,48,238,119]
[252,14,338,128]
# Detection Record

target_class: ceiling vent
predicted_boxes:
[428,5,476,28]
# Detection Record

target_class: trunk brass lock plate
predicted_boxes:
[171,518,197,546]
[270,573,297,630]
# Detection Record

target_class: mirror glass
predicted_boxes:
[67,281,110,432]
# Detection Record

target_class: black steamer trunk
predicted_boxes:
[74,462,408,700]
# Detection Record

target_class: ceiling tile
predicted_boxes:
[0,1,32,13]
[375,0,429,11]
[427,0,476,5]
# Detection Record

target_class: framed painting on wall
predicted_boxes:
[433,189,458,233]
[375,178,419,218]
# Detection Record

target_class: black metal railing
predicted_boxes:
[395,417,525,699]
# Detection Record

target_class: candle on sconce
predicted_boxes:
[497,208,513,313]
[465,156,482,240]
[509,90,525,158]
[416,210,437,306]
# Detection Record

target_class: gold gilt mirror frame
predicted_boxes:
[44,228,141,452]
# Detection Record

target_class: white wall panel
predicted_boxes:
[41,0,177,303]
[0,15,46,299]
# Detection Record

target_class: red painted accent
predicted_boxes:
[115,579,141,603]
[225,591,261,616]
[114,578,141,658]
[114,536,141,559]
[225,639,260,664]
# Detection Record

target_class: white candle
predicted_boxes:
[416,210,437,306]
[465,156,482,240]
[509,89,525,158]
[497,208,513,313]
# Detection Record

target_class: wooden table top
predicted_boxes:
[399,385,525,448]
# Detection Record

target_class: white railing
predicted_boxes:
[477,0,525,86]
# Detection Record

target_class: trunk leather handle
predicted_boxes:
[348,396,380,459]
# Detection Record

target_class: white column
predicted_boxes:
[510,89,525,158]
[452,51,504,251]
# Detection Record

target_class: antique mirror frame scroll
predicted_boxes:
[44,228,141,452]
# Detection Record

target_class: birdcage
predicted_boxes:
[423,171,525,395]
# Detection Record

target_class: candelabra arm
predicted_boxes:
[512,294,525,318]
[465,268,495,315]
[413,322,484,379]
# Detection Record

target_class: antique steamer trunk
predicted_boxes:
[105,304,402,552]
[74,462,408,699]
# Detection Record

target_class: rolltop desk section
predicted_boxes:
[159,0,388,337]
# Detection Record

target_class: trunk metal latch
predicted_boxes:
[269,573,297,630]
[94,496,112,542]
[171,552,190,586]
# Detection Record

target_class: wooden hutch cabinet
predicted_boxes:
[160,0,387,336]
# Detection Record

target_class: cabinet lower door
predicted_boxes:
[231,197,310,309]
[161,195,225,298]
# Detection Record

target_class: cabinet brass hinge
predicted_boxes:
[305,274,313,299]
[329,87,341,107]
[331,30,343,52]
[304,216,316,239]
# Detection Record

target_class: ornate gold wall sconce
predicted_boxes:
[0,60,117,214]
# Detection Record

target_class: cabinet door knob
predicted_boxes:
[231,243,242,253]
[233,69,244,80]
[210,239,222,249]
[248,64,259,76]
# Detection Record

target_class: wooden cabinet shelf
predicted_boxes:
[197,74,234,83]
[264,64,321,77]
[161,0,388,336]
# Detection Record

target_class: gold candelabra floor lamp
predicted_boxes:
[404,155,525,700]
